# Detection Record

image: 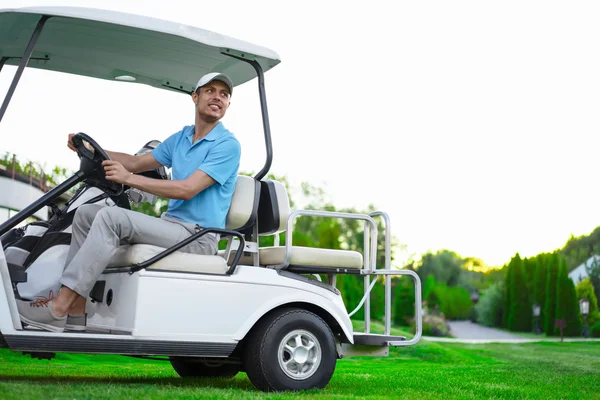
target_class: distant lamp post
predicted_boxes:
[580,298,590,339]
[532,304,541,334]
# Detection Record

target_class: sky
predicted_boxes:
[1,0,600,268]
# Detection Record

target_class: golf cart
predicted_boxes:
[0,6,422,392]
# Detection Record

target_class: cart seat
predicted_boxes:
[109,244,228,274]
[217,246,363,270]
[106,175,260,275]
[251,180,364,272]
[259,246,362,269]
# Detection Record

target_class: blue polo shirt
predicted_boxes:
[151,122,240,229]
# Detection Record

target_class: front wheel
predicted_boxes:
[170,357,240,378]
[243,308,337,392]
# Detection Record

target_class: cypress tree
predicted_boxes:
[533,254,548,331]
[544,253,560,336]
[523,257,537,294]
[508,254,532,331]
[554,260,568,336]
[564,279,582,336]
[502,258,514,328]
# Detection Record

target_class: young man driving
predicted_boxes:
[18,72,241,332]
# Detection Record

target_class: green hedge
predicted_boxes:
[591,322,600,338]
[429,283,472,320]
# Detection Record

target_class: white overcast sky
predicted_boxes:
[1,0,600,267]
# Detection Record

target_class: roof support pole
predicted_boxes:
[249,60,273,181]
[0,15,50,125]
[0,57,9,73]
[223,55,273,180]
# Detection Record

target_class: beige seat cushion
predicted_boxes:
[260,246,363,269]
[217,246,363,269]
[108,244,228,274]
[217,249,254,265]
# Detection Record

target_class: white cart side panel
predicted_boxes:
[85,271,140,333]
[120,266,353,343]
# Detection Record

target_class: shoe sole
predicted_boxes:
[65,324,86,332]
[20,315,65,333]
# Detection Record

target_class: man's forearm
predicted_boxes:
[125,174,193,200]
[106,151,141,173]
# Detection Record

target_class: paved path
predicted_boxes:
[420,321,600,343]
[447,321,526,340]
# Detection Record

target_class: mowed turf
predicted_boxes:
[0,338,598,399]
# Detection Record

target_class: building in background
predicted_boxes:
[568,255,599,284]
[0,164,47,224]
[0,158,72,227]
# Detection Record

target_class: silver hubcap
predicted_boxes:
[278,329,322,380]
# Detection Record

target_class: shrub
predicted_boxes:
[414,314,450,337]
[588,310,600,327]
[440,285,473,320]
[576,278,599,325]
[591,322,600,338]
[475,282,505,327]
[468,306,477,323]
[392,278,415,326]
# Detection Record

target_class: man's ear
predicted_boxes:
[191,91,199,105]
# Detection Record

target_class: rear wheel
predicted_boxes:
[243,308,337,392]
[170,357,240,378]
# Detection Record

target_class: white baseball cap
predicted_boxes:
[194,72,233,95]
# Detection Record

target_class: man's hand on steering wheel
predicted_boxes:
[103,160,132,185]
[69,132,124,197]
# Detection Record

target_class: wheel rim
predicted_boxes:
[277,329,322,380]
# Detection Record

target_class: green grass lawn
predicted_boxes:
[1,338,599,399]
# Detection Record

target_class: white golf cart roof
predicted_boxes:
[0,6,281,93]
[0,6,277,180]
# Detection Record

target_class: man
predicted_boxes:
[17,72,241,332]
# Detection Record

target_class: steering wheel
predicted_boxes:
[71,132,124,197]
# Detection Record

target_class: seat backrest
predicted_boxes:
[226,175,261,232]
[256,180,291,235]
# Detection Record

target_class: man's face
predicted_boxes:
[192,80,231,122]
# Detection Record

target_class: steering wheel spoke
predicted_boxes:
[72,132,124,197]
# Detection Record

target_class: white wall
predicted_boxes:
[568,254,600,285]
[0,177,48,221]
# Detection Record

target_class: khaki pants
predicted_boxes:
[60,204,218,297]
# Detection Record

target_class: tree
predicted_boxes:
[392,278,415,326]
[585,256,600,303]
[131,197,168,217]
[423,275,438,302]
[502,260,513,328]
[416,250,463,287]
[508,254,531,332]
[533,254,548,330]
[561,227,600,270]
[544,253,560,336]
[522,257,537,295]
[555,262,581,336]
[576,278,600,327]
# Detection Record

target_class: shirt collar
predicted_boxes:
[187,122,225,145]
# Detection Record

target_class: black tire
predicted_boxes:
[243,308,337,392]
[170,358,240,378]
